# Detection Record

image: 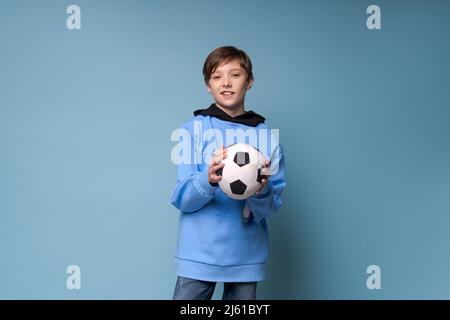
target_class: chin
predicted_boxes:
[217,99,240,109]
[218,102,234,108]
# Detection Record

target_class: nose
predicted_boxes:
[222,76,232,88]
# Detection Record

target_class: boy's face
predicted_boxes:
[206,59,253,114]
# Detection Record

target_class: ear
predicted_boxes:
[246,78,254,91]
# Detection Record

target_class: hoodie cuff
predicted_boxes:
[195,168,218,196]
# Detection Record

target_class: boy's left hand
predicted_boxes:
[255,159,271,195]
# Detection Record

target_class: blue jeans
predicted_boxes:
[173,276,257,300]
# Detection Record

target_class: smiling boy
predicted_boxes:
[170,46,286,300]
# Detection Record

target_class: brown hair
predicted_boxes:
[202,46,253,84]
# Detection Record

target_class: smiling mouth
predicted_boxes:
[221,91,235,96]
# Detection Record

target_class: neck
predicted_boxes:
[215,102,245,117]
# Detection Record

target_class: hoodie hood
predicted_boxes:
[193,103,265,127]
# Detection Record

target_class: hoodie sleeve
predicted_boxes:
[246,145,286,223]
[170,121,218,213]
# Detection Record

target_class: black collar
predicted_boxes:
[193,103,265,127]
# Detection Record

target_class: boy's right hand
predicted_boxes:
[208,144,227,186]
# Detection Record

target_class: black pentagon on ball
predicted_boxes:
[234,152,250,167]
[216,167,223,176]
[230,179,247,195]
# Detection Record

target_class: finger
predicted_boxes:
[209,164,223,176]
[221,146,227,158]
[215,145,227,157]
[214,154,224,165]
[261,167,269,176]
[210,174,223,182]
[214,149,226,164]
[211,162,225,173]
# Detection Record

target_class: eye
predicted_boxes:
[232,73,241,77]
[212,76,221,80]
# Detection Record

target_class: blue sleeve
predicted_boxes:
[170,163,218,213]
[246,145,287,223]
[170,122,218,213]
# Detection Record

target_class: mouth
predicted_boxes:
[220,91,235,96]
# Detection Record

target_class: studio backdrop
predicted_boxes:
[1,0,449,299]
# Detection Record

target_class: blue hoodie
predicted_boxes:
[170,104,286,282]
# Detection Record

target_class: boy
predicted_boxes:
[170,46,286,300]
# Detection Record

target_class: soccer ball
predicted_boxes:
[217,143,266,200]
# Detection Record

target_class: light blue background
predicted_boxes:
[1,0,449,299]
